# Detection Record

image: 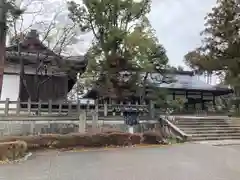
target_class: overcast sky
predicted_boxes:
[20,0,217,68]
[149,0,216,68]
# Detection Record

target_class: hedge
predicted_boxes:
[0,131,167,161]
[0,141,27,161]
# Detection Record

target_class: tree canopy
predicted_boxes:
[68,0,170,99]
[184,0,240,93]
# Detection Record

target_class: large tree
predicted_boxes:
[184,0,240,94]
[0,0,23,94]
[67,0,170,100]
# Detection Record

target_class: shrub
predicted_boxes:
[142,131,165,144]
[52,134,93,148]
[107,132,131,146]
[0,131,168,153]
[0,141,27,161]
[100,127,124,134]
[89,133,110,147]
[129,134,141,145]
[17,134,59,150]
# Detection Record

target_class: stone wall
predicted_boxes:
[0,121,159,136]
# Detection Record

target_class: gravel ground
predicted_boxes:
[1,143,240,180]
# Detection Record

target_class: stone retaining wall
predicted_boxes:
[0,122,157,136]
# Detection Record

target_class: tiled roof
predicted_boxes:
[148,73,231,92]
[6,30,87,72]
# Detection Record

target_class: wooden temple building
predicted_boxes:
[0,29,233,112]
[83,71,233,111]
[1,29,87,102]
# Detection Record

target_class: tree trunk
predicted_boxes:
[34,54,40,101]
[0,0,6,97]
[140,72,149,104]
[18,41,31,101]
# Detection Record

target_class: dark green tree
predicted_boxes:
[184,0,240,94]
[0,0,23,93]
[68,0,170,100]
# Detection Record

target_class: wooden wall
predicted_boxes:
[20,74,68,101]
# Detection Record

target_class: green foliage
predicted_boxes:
[184,0,240,93]
[68,0,170,101]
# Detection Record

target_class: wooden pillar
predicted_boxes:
[27,98,31,115]
[48,99,52,114]
[213,95,216,106]
[58,101,62,114]
[79,110,86,133]
[149,100,155,118]
[16,98,20,115]
[186,91,189,112]
[68,101,72,114]
[30,120,35,135]
[4,98,9,116]
[92,105,98,131]
[38,99,41,115]
[201,92,204,110]
[212,94,216,112]
[104,100,108,116]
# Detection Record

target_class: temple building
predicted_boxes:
[1,29,87,102]
[83,71,233,111]
[0,29,233,112]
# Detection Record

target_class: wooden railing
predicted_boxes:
[0,98,153,117]
[0,98,228,118]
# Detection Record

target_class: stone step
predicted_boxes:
[191,132,240,137]
[190,136,240,141]
[175,120,235,124]
[176,121,235,125]
[180,125,240,131]
[175,119,228,122]
[175,117,240,141]
[183,129,240,134]
[177,124,240,128]
[176,118,230,121]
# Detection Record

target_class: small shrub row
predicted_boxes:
[0,131,167,160]
[0,132,144,150]
[0,141,27,161]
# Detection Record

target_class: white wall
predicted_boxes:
[1,74,20,101]
[0,74,20,109]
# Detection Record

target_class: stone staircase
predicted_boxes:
[174,117,240,141]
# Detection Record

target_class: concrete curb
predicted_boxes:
[214,143,240,146]
[67,143,184,153]
[193,140,240,146]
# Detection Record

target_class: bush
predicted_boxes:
[52,134,93,148]
[18,134,59,150]
[100,127,124,134]
[142,131,165,144]
[129,134,142,145]
[0,141,27,161]
[0,131,166,153]
[0,135,59,150]
[107,132,132,146]
[89,133,110,147]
